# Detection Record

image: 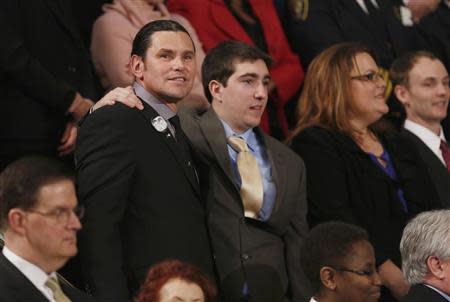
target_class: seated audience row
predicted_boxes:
[302,210,450,302]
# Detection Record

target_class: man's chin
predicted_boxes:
[158,92,189,104]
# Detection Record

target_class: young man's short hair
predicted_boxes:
[201,40,272,102]
[390,50,438,87]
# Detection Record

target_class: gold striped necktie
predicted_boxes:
[45,276,71,302]
[228,136,264,218]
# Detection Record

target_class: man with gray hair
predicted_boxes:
[400,209,450,302]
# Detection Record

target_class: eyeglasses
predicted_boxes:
[332,266,377,277]
[25,205,85,224]
[351,71,384,83]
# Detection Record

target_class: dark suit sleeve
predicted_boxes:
[291,130,358,226]
[284,157,311,302]
[76,105,135,302]
[0,0,76,113]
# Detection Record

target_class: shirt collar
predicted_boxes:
[424,284,450,301]
[404,119,446,151]
[2,246,56,291]
[133,82,176,120]
[355,0,379,14]
[220,119,257,152]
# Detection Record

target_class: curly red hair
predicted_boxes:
[135,259,217,302]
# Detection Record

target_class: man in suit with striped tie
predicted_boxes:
[0,156,94,302]
[180,41,310,302]
[391,50,450,207]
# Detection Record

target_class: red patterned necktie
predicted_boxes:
[439,140,450,172]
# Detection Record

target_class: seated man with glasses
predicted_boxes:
[0,156,94,302]
[300,221,382,302]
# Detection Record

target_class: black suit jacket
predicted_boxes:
[0,0,99,170]
[287,0,422,68]
[0,252,95,302]
[414,2,450,72]
[401,284,449,302]
[76,103,215,302]
[401,129,450,208]
[180,108,311,302]
[291,127,440,267]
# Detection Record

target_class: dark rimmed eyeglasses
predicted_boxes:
[25,205,85,224]
[331,266,377,277]
[351,71,384,83]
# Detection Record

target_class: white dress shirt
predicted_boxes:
[404,119,448,166]
[3,247,58,302]
[355,0,379,14]
[309,297,319,302]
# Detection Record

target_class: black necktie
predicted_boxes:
[169,116,198,181]
[362,0,390,47]
[169,115,188,151]
[169,115,182,138]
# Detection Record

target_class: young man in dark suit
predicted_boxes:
[391,51,450,207]
[0,156,94,302]
[75,20,215,302]
[400,210,450,302]
[179,41,310,302]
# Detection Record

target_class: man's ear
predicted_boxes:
[7,209,27,236]
[209,80,223,103]
[320,266,338,291]
[427,256,446,279]
[130,55,145,80]
[394,84,409,107]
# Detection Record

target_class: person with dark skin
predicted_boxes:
[301,222,382,302]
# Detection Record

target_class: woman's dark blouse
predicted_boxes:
[291,126,440,266]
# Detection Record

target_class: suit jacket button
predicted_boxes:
[241,253,249,261]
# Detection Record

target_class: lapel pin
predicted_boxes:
[151,116,168,133]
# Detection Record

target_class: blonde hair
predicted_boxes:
[288,43,377,142]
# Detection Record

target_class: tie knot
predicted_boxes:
[228,136,249,152]
[45,276,60,291]
[45,276,71,302]
[440,140,449,150]
[169,115,181,130]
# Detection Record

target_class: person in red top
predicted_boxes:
[167,0,304,138]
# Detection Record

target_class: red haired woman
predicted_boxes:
[135,260,217,302]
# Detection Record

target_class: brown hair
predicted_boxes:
[0,156,74,229]
[288,42,377,142]
[390,50,438,88]
[135,259,216,302]
[202,40,272,102]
